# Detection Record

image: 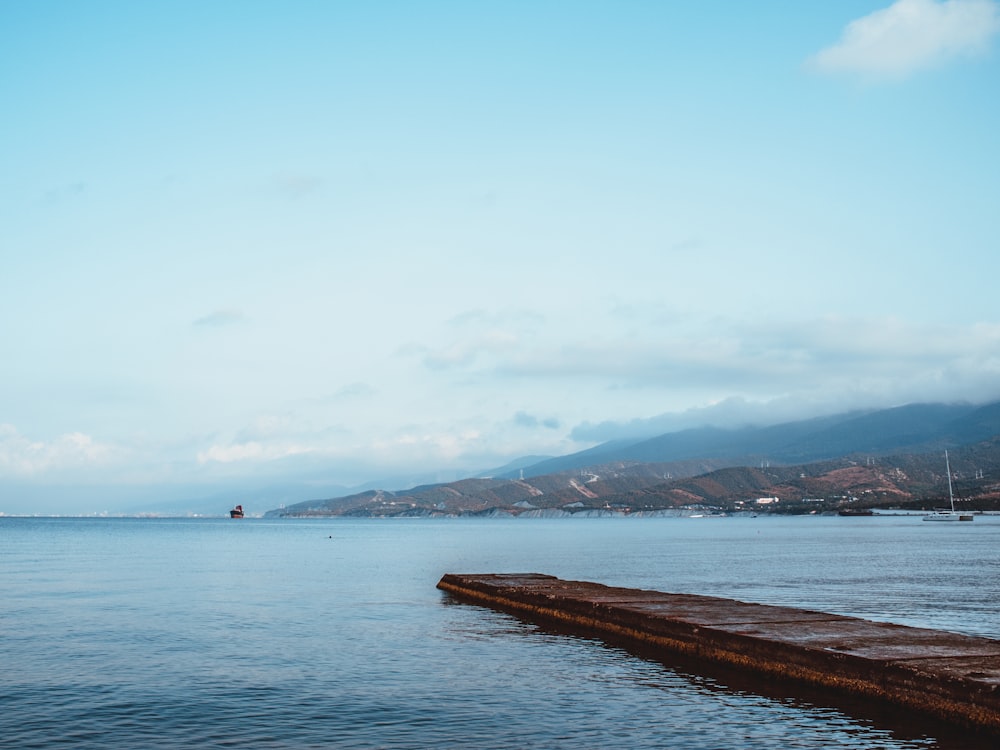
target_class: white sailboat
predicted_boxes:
[923,451,973,521]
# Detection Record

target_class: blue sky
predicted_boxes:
[2,0,999,513]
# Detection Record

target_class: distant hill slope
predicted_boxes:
[505,402,997,478]
[268,437,1000,517]
[267,458,739,517]
[617,437,1000,513]
[267,401,1000,518]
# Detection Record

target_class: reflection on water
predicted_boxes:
[2,515,998,748]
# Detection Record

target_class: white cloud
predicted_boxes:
[371,429,486,463]
[196,441,311,464]
[808,0,1000,78]
[0,425,117,476]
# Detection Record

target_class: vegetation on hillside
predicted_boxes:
[269,437,1000,518]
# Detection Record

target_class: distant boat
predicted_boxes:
[229,504,245,519]
[838,508,874,517]
[923,452,973,522]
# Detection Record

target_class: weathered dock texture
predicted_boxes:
[438,573,1000,734]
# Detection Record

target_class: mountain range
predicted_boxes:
[267,400,1000,518]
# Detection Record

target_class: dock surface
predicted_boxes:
[438,573,1000,734]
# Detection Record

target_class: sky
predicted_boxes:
[2,0,1000,514]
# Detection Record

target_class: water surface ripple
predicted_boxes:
[2,515,998,748]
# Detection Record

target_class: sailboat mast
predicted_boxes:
[945,450,955,512]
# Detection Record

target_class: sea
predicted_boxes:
[3,514,1000,749]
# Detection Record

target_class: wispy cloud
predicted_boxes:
[808,0,1000,79]
[234,413,299,443]
[422,330,521,370]
[192,308,248,327]
[512,411,561,430]
[331,382,377,400]
[447,308,546,328]
[416,308,545,370]
[271,172,323,198]
[42,181,87,205]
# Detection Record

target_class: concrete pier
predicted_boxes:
[438,573,1000,734]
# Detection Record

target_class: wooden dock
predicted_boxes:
[438,573,1000,734]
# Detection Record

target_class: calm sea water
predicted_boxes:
[3,515,999,749]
